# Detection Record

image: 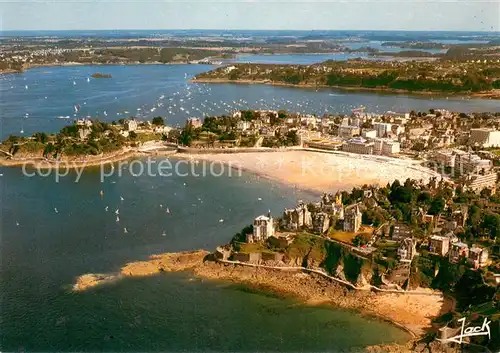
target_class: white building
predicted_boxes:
[465,172,498,193]
[342,137,374,155]
[398,238,417,262]
[339,125,360,138]
[382,140,400,155]
[187,117,203,129]
[470,128,500,148]
[373,139,400,156]
[126,119,138,132]
[373,122,392,138]
[469,245,489,268]
[76,119,93,127]
[252,212,275,241]
[434,150,456,168]
[361,129,377,139]
[455,151,492,175]
[237,120,251,131]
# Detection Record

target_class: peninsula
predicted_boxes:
[192,60,500,98]
[73,176,499,352]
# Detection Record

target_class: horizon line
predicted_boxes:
[1,28,499,33]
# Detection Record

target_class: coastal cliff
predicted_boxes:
[73,249,449,343]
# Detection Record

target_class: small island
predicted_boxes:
[91,72,112,79]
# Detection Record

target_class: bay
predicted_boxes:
[0,162,410,351]
[1,64,499,140]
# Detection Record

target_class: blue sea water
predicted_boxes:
[0,46,497,350]
[0,161,411,351]
[1,64,499,140]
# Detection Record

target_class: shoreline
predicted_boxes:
[0,61,209,75]
[177,150,443,193]
[191,78,500,99]
[72,250,452,346]
[0,148,443,194]
[0,147,177,169]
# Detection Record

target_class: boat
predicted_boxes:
[91,73,112,79]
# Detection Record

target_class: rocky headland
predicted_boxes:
[73,249,453,350]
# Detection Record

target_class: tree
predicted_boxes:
[391,209,403,221]
[33,132,48,144]
[428,196,445,215]
[179,123,194,146]
[284,130,300,146]
[417,191,432,205]
[43,143,55,157]
[152,116,164,126]
[481,211,500,239]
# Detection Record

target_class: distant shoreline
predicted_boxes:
[191,78,500,99]
[0,61,208,75]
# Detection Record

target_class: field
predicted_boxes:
[327,226,374,245]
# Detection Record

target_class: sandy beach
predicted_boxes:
[182,150,442,193]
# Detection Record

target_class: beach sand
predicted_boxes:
[182,150,441,193]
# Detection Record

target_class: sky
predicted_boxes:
[0,0,498,32]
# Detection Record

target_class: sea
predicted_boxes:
[1,35,498,350]
[0,162,411,351]
[1,64,499,140]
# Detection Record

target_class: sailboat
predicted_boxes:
[166,208,170,214]
[87,77,90,83]
[162,231,166,237]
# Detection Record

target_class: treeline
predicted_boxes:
[207,62,500,93]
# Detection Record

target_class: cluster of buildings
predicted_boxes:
[245,192,364,246]
[281,193,363,234]
[303,110,408,156]
[245,193,365,249]
[74,117,171,142]
[433,149,497,192]
[429,235,489,269]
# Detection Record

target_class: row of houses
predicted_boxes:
[281,194,363,234]
[429,235,489,268]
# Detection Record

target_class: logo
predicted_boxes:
[439,317,491,344]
